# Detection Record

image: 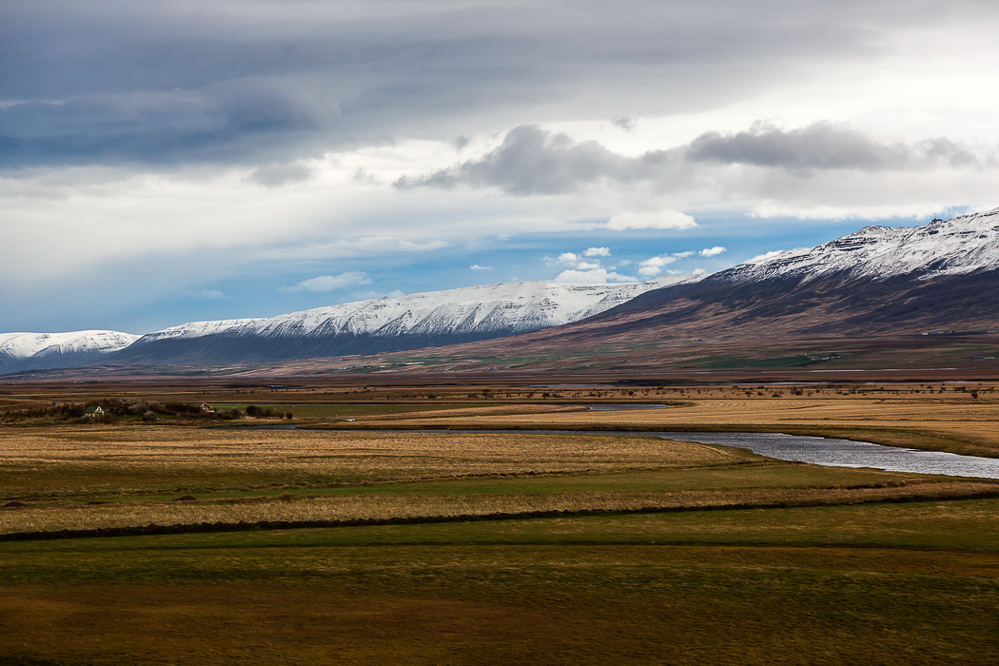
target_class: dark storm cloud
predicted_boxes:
[1,0,926,170]
[0,85,323,166]
[396,125,636,195]
[400,123,991,195]
[687,123,981,170]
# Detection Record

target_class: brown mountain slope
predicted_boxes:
[359,268,999,373]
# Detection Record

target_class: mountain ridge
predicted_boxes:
[434,207,999,359]
[0,277,695,373]
[3,207,998,376]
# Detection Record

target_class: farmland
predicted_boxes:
[0,379,997,664]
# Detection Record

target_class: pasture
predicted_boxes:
[0,383,997,664]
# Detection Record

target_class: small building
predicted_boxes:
[83,406,105,418]
[200,403,215,414]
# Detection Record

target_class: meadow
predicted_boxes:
[0,383,997,664]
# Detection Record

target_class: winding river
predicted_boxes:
[238,402,999,479]
[396,429,999,480]
[586,404,999,479]
[646,431,999,480]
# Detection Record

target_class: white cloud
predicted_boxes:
[699,246,727,257]
[554,268,637,285]
[637,248,708,277]
[547,248,619,277]
[638,255,679,277]
[283,272,372,293]
[607,210,698,230]
[470,264,494,271]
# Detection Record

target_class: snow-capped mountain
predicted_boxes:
[107,276,699,366]
[139,278,693,343]
[557,207,999,342]
[5,208,997,375]
[0,330,140,374]
[722,208,999,283]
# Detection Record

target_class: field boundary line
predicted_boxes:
[3,489,999,543]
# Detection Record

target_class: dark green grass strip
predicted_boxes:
[5,488,998,543]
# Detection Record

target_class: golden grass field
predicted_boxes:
[332,389,999,457]
[0,427,738,533]
[2,415,996,536]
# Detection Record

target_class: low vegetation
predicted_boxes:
[0,399,245,425]
[0,382,997,664]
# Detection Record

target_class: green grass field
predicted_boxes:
[2,502,997,665]
[212,402,475,418]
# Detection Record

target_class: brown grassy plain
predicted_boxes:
[8,424,991,536]
[329,385,999,457]
[1,381,997,664]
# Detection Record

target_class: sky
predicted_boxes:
[3,0,999,334]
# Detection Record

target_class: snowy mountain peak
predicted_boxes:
[0,330,140,360]
[725,207,999,283]
[140,318,266,342]
[135,276,702,344]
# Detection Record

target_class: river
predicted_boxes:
[233,401,999,479]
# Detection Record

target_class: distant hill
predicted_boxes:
[0,331,140,375]
[0,277,693,374]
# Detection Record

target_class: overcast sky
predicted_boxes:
[4,0,999,333]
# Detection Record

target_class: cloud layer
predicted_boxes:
[4,1,999,332]
[8,1,997,172]
[402,122,996,193]
[399,121,999,224]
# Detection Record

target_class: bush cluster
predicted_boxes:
[0,399,244,424]
[244,405,286,418]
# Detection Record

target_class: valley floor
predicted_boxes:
[0,382,997,664]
